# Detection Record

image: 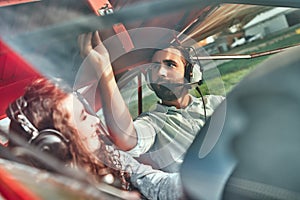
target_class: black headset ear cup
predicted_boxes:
[30,129,71,161]
[184,62,194,83]
[184,47,203,85]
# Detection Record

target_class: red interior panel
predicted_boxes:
[0,39,40,119]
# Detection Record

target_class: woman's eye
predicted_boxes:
[80,110,87,121]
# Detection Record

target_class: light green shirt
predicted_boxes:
[128,95,225,172]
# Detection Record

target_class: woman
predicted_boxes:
[6,78,183,200]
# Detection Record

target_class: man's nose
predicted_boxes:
[157,65,167,77]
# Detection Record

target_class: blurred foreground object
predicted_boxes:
[182,46,300,200]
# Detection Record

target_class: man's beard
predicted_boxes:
[150,81,186,101]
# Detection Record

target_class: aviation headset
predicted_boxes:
[183,46,203,85]
[7,96,71,162]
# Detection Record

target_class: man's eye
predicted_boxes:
[165,61,176,68]
[168,63,176,68]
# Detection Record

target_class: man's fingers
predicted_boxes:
[83,32,93,49]
[78,31,109,59]
[92,30,102,46]
[77,34,84,51]
[78,32,93,57]
[93,31,109,56]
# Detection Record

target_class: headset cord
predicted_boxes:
[190,46,207,122]
[184,46,207,122]
[196,85,207,122]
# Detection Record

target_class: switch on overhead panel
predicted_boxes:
[85,0,113,16]
[84,0,134,52]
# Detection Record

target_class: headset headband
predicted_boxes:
[9,97,39,140]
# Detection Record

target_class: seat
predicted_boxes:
[181,46,300,200]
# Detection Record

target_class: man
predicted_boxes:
[78,31,224,172]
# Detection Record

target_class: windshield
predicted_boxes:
[1,1,300,199]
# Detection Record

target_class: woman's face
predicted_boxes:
[61,94,101,152]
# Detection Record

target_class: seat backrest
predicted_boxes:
[181,46,300,200]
